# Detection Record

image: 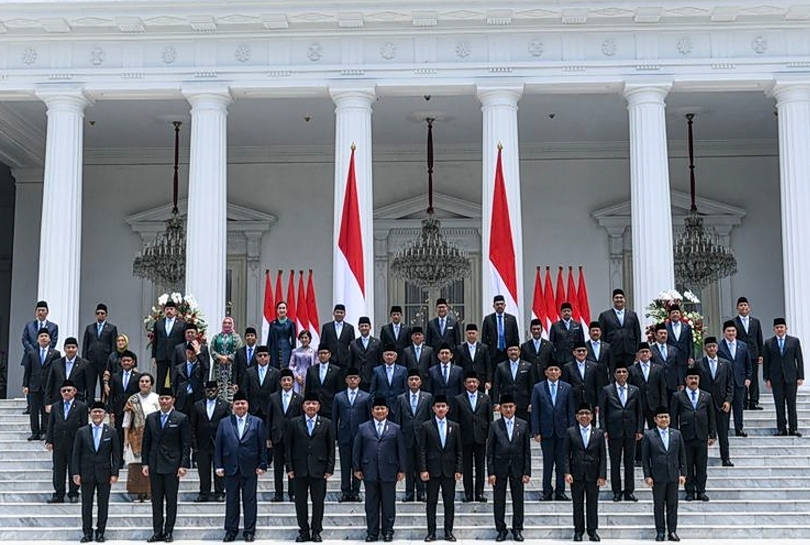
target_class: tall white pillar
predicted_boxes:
[329,87,375,327]
[773,82,810,341]
[183,88,231,323]
[623,84,675,320]
[478,85,525,334]
[35,90,90,346]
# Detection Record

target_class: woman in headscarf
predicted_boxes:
[102,333,130,399]
[210,316,244,404]
[288,329,316,393]
[122,372,160,501]
[268,301,296,370]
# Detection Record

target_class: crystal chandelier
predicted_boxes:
[132,121,186,289]
[390,118,471,289]
[673,114,738,290]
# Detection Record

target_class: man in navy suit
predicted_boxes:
[349,317,383,389]
[379,306,411,365]
[319,304,356,370]
[266,369,302,502]
[651,323,684,403]
[670,371,716,502]
[353,397,406,542]
[151,300,187,390]
[403,327,434,390]
[454,370,492,503]
[190,381,230,502]
[531,362,576,501]
[425,299,462,362]
[82,303,119,399]
[734,297,765,410]
[481,295,521,366]
[427,344,464,404]
[717,320,753,437]
[549,302,586,366]
[455,323,493,392]
[392,369,433,502]
[23,327,60,440]
[642,406,686,542]
[597,289,642,370]
[763,317,805,436]
[333,367,372,502]
[696,337,735,466]
[520,319,554,381]
[215,391,268,542]
[172,342,208,417]
[370,346,408,421]
[665,306,694,370]
[45,379,88,504]
[21,300,58,415]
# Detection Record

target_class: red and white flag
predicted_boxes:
[306,270,321,348]
[567,266,580,323]
[274,270,284,308]
[531,267,549,340]
[261,270,275,345]
[555,266,566,316]
[335,145,367,326]
[296,271,309,346]
[577,266,592,330]
[488,145,520,320]
[544,267,558,330]
[286,269,297,332]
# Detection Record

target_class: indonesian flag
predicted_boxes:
[261,270,275,345]
[531,267,549,340]
[567,266,580,323]
[544,267,557,329]
[335,145,367,327]
[306,270,321,348]
[286,269,297,331]
[555,266,566,316]
[274,270,284,309]
[296,271,308,346]
[577,266,592,330]
[488,145,520,319]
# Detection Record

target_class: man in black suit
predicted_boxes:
[45,379,88,503]
[171,323,211,379]
[45,336,92,408]
[696,337,735,466]
[487,394,531,542]
[597,289,642,369]
[305,344,342,420]
[403,327,434,391]
[81,303,118,399]
[586,322,612,391]
[266,369,302,502]
[665,306,694,370]
[492,344,535,422]
[23,327,60,440]
[563,342,601,410]
[520,319,554,380]
[370,347,408,422]
[651,324,683,403]
[427,344,465,403]
[563,403,607,542]
[214,391,268,543]
[425,298,462,362]
[72,402,121,543]
[734,297,765,410]
[379,306,411,365]
[418,394,463,542]
[550,302,586,365]
[285,392,335,543]
[599,364,643,502]
[141,388,192,543]
[349,317,383,390]
[642,407,686,542]
[172,342,208,417]
[481,295,520,366]
[670,370,716,502]
[190,381,230,502]
[333,367,372,502]
[243,346,279,422]
[353,397,407,543]
[234,327,258,386]
[20,301,59,415]
[454,370,492,502]
[717,320,753,437]
[763,317,805,436]
[393,369,433,502]
[628,343,668,433]
[107,351,141,462]
[319,304,356,370]
[455,323,492,392]
[151,300,187,389]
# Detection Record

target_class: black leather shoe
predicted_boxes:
[27,434,39,441]
[668,532,680,542]
[80,536,93,543]
[445,532,456,542]
[195,495,209,503]
[383,533,393,542]
[791,430,803,437]
[655,532,665,542]
[295,534,310,543]
[164,534,173,543]
[424,534,436,542]
[555,493,571,501]
[476,495,488,503]
[495,531,508,542]
[612,493,621,502]
[70,495,79,503]
[339,494,352,503]
[403,496,415,502]
[541,493,553,501]
[750,404,763,410]
[47,496,64,504]
[512,530,524,542]
[96,534,106,543]
[23,408,30,415]
[573,533,583,542]
[588,532,601,542]
[244,534,254,543]
[735,430,748,437]
[288,493,295,502]
[624,493,638,502]
[634,459,642,467]
[365,536,378,542]
[775,430,788,436]
[697,493,710,501]
[685,493,695,501]
[146,534,164,543]
[417,495,426,502]
[461,496,472,503]
[270,495,284,502]
[311,533,322,542]
[223,533,237,543]
[722,459,735,467]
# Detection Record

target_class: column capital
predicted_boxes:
[476,85,524,109]
[182,87,233,111]
[35,89,91,113]
[622,83,672,106]
[771,82,810,104]
[329,86,376,109]
[10,167,44,185]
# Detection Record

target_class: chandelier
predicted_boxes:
[673,114,738,290]
[390,118,471,289]
[132,121,186,289]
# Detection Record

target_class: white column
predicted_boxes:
[330,87,375,327]
[478,85,525,334]
[623,84,675,320]
[35,90,90,346]
[183,88,232,323]
[773,83,810,341]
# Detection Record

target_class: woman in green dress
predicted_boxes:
[210,316,243,404]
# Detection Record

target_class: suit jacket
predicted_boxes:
[284,415,336,477]
[696,357,734,411]
[734,315,764,361]
[320,321,356,368]
[717,339,753,387]
[172,358,208,410]
[369,365,408,419]
[562,359,600,409]
[651,343,684,392]
[172,342,211,377]
[598,382,643,439]
[665,321,694,366]
[481,312,520,360]
[82,321,119,370]
[642,427,686,483]
[379,323,411,364]
[549,320,586,364]
[352,419,407,482]
[520,338,554,377]
[190,397,231,452]
[585,339,613,390]
[23,347,60,393]
[628,361,668,414]
[233,345,256,389]
[598,308,642,358]
[403,345,435,388]
[486,417,531,478]
[266,389,303,444]
[393,390,433,447]
[417,418,463,478]
[304,363,342,418]
[531,380,576,438]
[348,336,383,385]
[45,357,92,405]
[108,370,142,417]
[214,414,268,477]
[425,316,462,358]
[141,409,192,474]
[332,388,372,445]
[244,365,280,418]
[763,335,805,384]
[492,359,535,411]
[562,425,607,483]
[454,342,493,385]
[22,320,58,353]
[46,399,89,448]
[151,317,187,361]
[427,363,465,399]
[72,423,121,483]
[453,391,492,445]
[670,389,716,442]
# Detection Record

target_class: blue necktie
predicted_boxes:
[779,337,785,355]
[581,427,589,446]
[438,419,446,447]
[661,428,669,450]
[93,426,101,451]
[97,323,103,337]
[161,413,168,428]
[550,382,557,406]
[470,393,476,410]
[64,401,70,418]
[497,315,505,350]
[506,419,513,440]
[40,348,46,366]
[661,345,667,360]
[247,347,253,363]
[618,385,626,407]
[440,318,446,335]
[411,393,418,415]
[187,363,194,393]
[691,390,698,408]
[259,365,266,385]
[307,418,315,436]
[283,392,290,413]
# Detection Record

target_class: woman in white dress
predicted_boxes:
[122,372,160,501]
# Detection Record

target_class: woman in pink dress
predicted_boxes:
[288,330,316,393]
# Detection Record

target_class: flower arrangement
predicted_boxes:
[645,289,704,357]
[144,292,208,348]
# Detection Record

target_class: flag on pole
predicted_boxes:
[261,270,275,345]
[306,270,321,348]
[567,266,580,323]
[577,266,592,330]
[286,269,297,331]
[544,267,557,330]
[531,267,549,340]
[296,271,309,346]
[488,144,520,318]
[555,266,566,315]
[274,270,284,308]
[335,144,366,326]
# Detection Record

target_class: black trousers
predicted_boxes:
[732,385,746,432]
[716,409,731,461]
[425,476,456,534]
[540,435,566,496]
[29,391,46,436]
[462,442,485,499]
[684,439,708,495]
[294,476,326,534]
[773,380,799,433]
[224,473,258,535]
[404,443,425,499]
[52,444,79,498]
[364,480,397,537]
[150,472,180,534]
[196,447,224,497]
[88,363,105,401]
[81,478,111,536]
[571,480,599,534]
[608,436,636,494]
[652,481,679,533]
[492,472,524,532]
[339,441,361,496]
[636,411,657,461]
[156,360,171,390]
[272,442,293,497]
[747,364,760,405]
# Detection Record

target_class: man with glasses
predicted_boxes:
[243,346,279,421]
[190,381,230,502]
[82,303,118,399]
[563,342,600,410]
[45,379,88,504]
[642,406,686,542]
